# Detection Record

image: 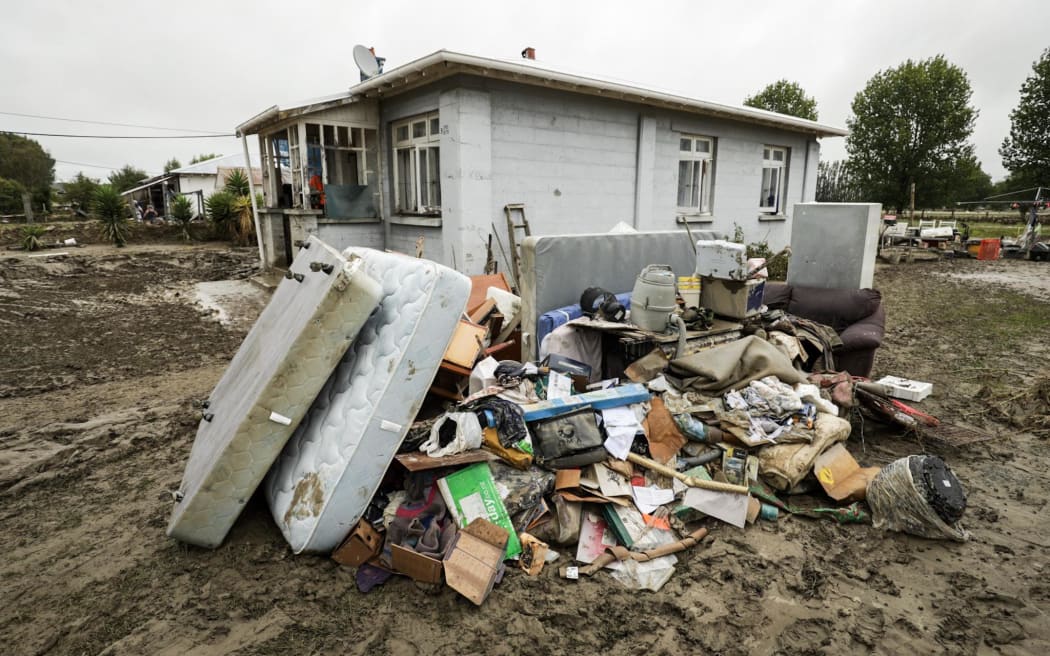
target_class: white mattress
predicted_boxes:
[167,237,382,548]
[265,248,470,553]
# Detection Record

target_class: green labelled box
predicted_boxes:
[438,463,522,559]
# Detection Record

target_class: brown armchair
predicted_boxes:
[761,282,885,378]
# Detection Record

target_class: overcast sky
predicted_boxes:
[2,0,1047,184]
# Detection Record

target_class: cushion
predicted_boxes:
[786,286,881,333]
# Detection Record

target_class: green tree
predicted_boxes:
[744,79,818,121]
[190,153,221,164]
[164,158,182,173]
[0,177,29,214]
[170,194,194,241]
[94,185,131,247]
[107,165,149,193]
[816,160,860,202]
[846,55,977,212]
[60,172,101,210]
[1000,47,1050,188]
[0,133,55,206]
[223,169,250,197]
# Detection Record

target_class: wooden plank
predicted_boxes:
[467,273,511,314]
[394,449,497,472]
[469,298,498,324]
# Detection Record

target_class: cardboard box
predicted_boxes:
[443,519,509,605]
[331,520,383,567]
[812,443,880,502]
[390,543,444,584]
[438,462,522,558]
[875,375,933,402]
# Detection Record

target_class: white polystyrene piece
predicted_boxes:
[167,236,383,548]
[265,248,471,553]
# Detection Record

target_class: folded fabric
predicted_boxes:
[667,335,805,396]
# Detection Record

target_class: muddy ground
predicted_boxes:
[1,245,1048,655]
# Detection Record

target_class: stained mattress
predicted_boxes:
[265,248,471,553]
[167,237,382,548]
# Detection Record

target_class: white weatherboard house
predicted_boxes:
[236,49,847,270]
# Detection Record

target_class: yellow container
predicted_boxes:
[678,275,701,308]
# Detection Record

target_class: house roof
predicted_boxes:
[238,49,848,138]
[170,153,254,175]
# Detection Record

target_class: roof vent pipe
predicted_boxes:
[521,47,535,60]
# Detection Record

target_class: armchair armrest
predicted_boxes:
[837,305,885,352]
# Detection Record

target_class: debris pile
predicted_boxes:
[167,235,975,605]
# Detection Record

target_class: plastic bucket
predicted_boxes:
[977,239,1000,261]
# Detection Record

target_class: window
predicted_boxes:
[262,122,377,216]
[392,112,441,214]
[676,136,715,215]
[759,145,788,213]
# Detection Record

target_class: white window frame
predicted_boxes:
[676,135,715,216]
[759,145,788,214]
[392,112,441,215]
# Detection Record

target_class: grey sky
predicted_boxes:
[2,0,1047,185]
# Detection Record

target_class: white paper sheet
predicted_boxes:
[631,485,675,514]
[547,371,572,400]
[682,488,750,528]
[594,463,633,497]
[602,405,641,460]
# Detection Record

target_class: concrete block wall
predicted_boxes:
[315,222,384,252]
[489,85,639,238]
[646,114,816,250]
[388,224,444,260]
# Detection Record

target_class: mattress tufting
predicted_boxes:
[265,248,470,553]
[167,237,382,548]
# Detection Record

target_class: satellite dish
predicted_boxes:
[354,45,381,80]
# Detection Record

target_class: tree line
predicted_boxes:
[744,48,1050,212]
[0,144,224,216]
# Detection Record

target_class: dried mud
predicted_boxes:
[0,249,1048,655]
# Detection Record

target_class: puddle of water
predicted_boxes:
[194,280,268,327]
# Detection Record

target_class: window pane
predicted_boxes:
[689,160,700,208]
[763,147,770,160]
[396,148,415,211]
[679,138,692,152]
[677,160,692,207]
[696,139,711,154]
[430,117,440,137]
[700,159,711,213]
[773,148,785,162]
[428,146,440,207]
[760,168,773,207]
[396,125,409,142]
[306,123,321,144]
[413,121,426,138]
[352,127,362,147]
[337,126,349,147]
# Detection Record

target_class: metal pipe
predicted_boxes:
[626,452,749,495]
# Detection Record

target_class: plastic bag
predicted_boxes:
[422,412,483,457]
[867,456,969,542]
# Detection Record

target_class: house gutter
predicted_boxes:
[236,106,280,138]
